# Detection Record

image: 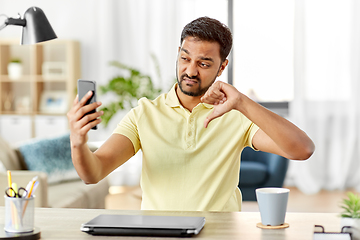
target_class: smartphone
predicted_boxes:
[77,79,97,130]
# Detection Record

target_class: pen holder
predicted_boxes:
[4,195,35,233]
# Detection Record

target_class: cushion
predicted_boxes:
[0,137,22,170]
[18,133,79,184]
[0,162,6,172]
[48,178,109,208]
[239,162,268,186]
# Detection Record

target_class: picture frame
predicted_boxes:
[42,62,67,80]
[39,91,68,113]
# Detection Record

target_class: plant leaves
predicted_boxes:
[99,59,162,128]
[340,192,360,219]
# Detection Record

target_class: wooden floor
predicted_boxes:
[105,186,359,213]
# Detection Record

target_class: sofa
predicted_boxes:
[239,147,289,201]
[0,133,109,208]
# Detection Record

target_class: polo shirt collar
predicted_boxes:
[165,83,214,109]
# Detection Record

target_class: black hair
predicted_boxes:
[180,16,233,62]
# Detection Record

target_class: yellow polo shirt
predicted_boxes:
[113,84,259,211]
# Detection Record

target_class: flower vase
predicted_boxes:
[7,62,23,80]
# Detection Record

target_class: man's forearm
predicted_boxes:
[200,81,314,159]
[236,93,315,160]
[70,143,104,184]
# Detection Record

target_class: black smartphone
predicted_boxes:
[77,79,97,130]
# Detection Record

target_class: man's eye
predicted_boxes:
[200,63,210,67]
[181,57,188,61]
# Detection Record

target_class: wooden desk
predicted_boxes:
[0,207,342,239]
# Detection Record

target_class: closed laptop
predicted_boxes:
[81,214,206,237]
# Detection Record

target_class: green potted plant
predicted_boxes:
[7,58,23,80]
[99,60,162,127]
[340,192,360,239]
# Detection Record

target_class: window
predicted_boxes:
[232,0,294,102]
[176,0,229,84]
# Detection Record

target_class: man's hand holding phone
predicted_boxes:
[67,84,103,147]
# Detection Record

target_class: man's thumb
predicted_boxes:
[204,110,222,128]
[204,117,211,128]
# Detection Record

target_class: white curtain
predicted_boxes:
[89,0,228,141]
[92,0,228,88]
[289,0,360,194]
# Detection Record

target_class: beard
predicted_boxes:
[176,74,214,97]
[176,65,218,97]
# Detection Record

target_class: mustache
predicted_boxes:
[181,73,200,81]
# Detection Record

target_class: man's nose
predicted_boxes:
[186,62,198,78]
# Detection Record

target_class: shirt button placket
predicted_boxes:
[186,116,195,149]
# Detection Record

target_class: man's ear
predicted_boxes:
[217,59,229,77]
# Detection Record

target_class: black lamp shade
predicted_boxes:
[21,7,57,45]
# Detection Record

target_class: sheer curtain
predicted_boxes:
[289,0,360,194]
[93,0,228,89]
[90,0,228,141]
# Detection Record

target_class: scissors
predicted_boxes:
[5,187,28,198]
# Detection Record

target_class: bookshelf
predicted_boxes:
[0,39,80,144]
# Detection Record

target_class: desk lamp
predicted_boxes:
[0,6,57,44]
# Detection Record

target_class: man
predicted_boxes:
[67,17,314,212]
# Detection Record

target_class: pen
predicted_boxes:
[11,202,19,229]
[31,181,39,196]
[22,180,37,218]
[23,176,38,198]
[7,172,18,228]
[7,170,13,197]
[11,182,18,197]
[27,180,36,198]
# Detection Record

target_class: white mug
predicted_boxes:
[256,187,289,226]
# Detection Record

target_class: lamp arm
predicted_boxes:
[5,17,26,27]
[0,24,6,31]
[0,14,8,31]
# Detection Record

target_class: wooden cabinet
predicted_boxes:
[0,115,32,144]
[0,39,80,144]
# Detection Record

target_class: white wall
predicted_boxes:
[1,1,99,80]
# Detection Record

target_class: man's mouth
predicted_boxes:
[184,79,198,85]
[182,76,200,85]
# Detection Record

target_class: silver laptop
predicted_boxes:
[81,214,206,237]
